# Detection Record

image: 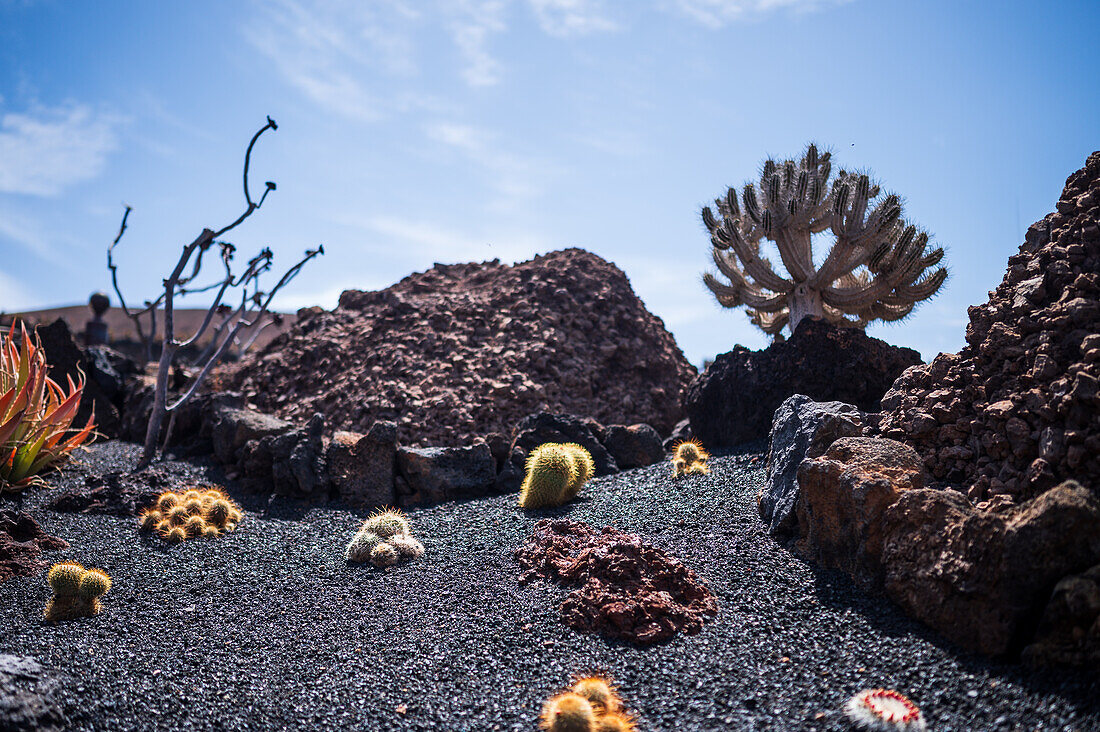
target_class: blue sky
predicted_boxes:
[0,0,1097,368]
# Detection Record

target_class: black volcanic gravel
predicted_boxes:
[1,441,1097,731]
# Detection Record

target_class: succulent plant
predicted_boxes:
[205,499,233,528]
[48,561,85,596]
[370,542,399,568]
[183,498,204,514]
[519,443,578,509]
[540,692,597,732]
[156,492,180,511]
[201,525,221,539]
[165,526,188,544]
[0,323,97,492]
[390,534,425,559]
[572,677,620,716]
[702,143,947,339]
[843,688,927,731]
[672,439,710,478]
[184,515,207,537]
[138,509,162,532]
[361,509,410,539]
[561,443,595,501]
[345,529,384,563]
[45,563,110,622]
[595,713,635,732]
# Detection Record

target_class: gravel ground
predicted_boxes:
[1,441,1097,731]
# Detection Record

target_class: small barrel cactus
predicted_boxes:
[370,542,399,568]
[184,515,207,538]
[391,534,425,559]
[142,487,242,544]
[540,693,596,732]
[671,439,710,478]
[345,530,384,563]
[520,443,578,509]
[595,713,635,732]
[156,492,180,512]
[843,689,927,732]
[572,677,620,716]
[45,563,111,622]
[561,443,595,501]
[362,509,410,539]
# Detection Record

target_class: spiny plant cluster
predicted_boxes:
[519,443,596,509]
[45,562,111,622]
[671,439,710,478]
[0,323,96,493]
[345,508,425,568]
[702,143,947,338]
[843,688,927,732]
[138,487,243,544]
[541,675,635,732]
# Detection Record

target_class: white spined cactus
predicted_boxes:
[702,143,947,339]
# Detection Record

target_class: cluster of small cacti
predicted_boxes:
[519,443,596,509]
[843,688,927,732]
[671,439,710,478]
[540,676,635,732]
[345,508,425,568]
[44,562,111,622]
[138,487,243,544]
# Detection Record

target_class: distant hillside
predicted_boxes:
[0,304,297,355]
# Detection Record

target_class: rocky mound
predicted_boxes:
[877,151,1100,503]
[515,518,718,645]
[687,318,921,448]
[0,510,68,584]
[221,249,696,447]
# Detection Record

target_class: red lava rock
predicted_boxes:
[219,249,696,446]
[877,151,1100,505]
[0,510,68,584]
[515,519,718,645]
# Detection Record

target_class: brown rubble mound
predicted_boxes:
[0,510,68,584]
[221,249,696,447]
[515,518,718,645]
[877,151,1100,504]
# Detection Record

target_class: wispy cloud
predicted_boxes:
[445,1,509,87]
[0,103,121,196]
[529,0,617,37]
[423,121,558,212]
[671,0,851,26]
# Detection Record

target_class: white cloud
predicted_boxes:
[528,0,617,36]
[424,121,556,211]
[445,0,509,87]
[671,0,851,26]
[0,103,121,196]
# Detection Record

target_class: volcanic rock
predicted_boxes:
[515,518,718,646]
[220,249,696,447]
[1021,564,1100,668]
[328,422,398,509]
[210,405,294,465]
[880,480,1100,657]
[761,395,866,539]
[395,443,497,506]
[877,151,1100,501]
[687,317,920,448]
[601,424,665,470]
[0,655,67,732]
[795,437,925,591]
[237,413,328,498]
[46,470,172,516]
[0,510,68,584]
[35,318,139,439]
[509,412,617,477]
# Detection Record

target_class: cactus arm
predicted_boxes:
[750,308,789,335]
[702,273,787,311]
[772,226,815,283]
[894,268,948,301]
[715,233,791,293]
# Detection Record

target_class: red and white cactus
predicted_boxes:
[843,688,927,732]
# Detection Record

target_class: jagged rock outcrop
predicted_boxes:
[687,318,920,448]
[221,249,695,446]
[877,151,1100,503]
[0,511,68,584]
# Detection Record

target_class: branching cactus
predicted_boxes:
[701,143,947,338]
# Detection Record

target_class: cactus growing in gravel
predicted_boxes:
[572,677,620,716]
[540,693,597,732]
[561,443,595,501]
[143,487,241,543]
[671,439,710,478]
[346,509,425,567]
[701,143,947,338]
[45,563,111,622]
[843,689,927,732]
[520,443,579,509]
[595,713,635,732]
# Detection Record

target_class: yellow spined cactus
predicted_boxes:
[45,563,111,622]
[519,443,578,509]
[142,486,242,544]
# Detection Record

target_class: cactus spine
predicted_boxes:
[702,143,947,338]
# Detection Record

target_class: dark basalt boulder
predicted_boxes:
[509,412,617,477]
[686,317,920,448]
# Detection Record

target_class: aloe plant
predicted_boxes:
[0,323,96,491]
[702,143,947,338]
